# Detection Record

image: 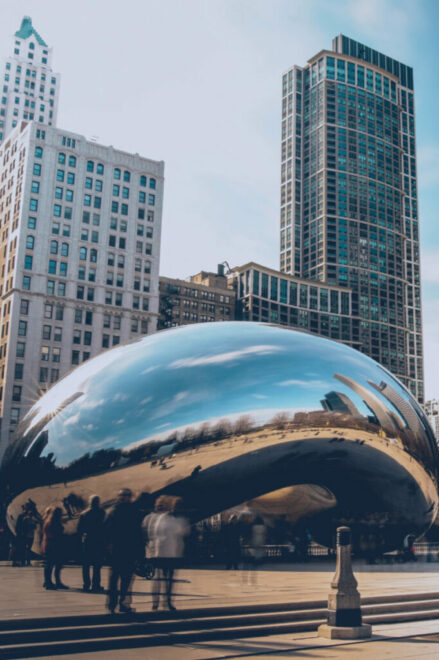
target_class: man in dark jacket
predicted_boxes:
[105,488,143,613]
[78,495,105,592]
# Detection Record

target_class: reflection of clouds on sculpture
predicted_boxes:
[168,344,284,369]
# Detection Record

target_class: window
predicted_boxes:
[44,303,53,319]
[84,194,91,206]
[12,385,22,402]
[48,260,56,274]
[76,285,84,300]
[87,287,94,301]
[41,346,50,361]
[63,224,71,237]
[74,309,83,323]
[29,198,38,211]
[102,334,110,348]
[112,336,120,346]
[31,181,40,194]
[33,163,41,176]
[61,242,69,257]
[51,368,59,383]
[54,204,61,217]
[119,237,126,249]
[103,313,111,328]
[66,189,74,202]
[39,368,48,383]
[150,177,156,189]
[115,293,123,306]
[94,196,101,209]
[90,248,97,263]
[16,342,25,358]
[67,172,75,184]
[56,305,64,320]
[47,280,55,295]
[26,235,35,250]
[97,164,104,175]
[42,325,51,340]
[85,177,93,189]
[52,347,60,362]
[122,187,129,199]
[114,168,121,179]
[140,175,147,186]
[68,155,76,167]
[148,194,155,205]
[54,326,62,341]
[50,240,58,254]
[20,299,29,315]
[79,247,87,260]
[139,191,146,203]
[84,331,92,345]
[85,311,93,325]
[18,320,27,336]
[59,262,68,276]
[58,152,66,164]
[123,170,131,182]
[35,146,43,158]
[57,169,64,181]
[87,160,94,172]
[83,211,90,224]
[24,255,33,270]
[107,253,115,266]
[73,329,81,344]
[14,363,23,380]
[72,350,80,365]
[28,216,36,229]
[111,201,119,213]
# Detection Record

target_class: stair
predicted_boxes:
[1,592,439,658]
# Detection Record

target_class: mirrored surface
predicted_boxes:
[2,322,438,550]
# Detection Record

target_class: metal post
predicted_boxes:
[318,526,372,639]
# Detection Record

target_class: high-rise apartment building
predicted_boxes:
[280,35,423,402]
[425,400,439,445]
[0,121,163,453]
[0,17,60,143]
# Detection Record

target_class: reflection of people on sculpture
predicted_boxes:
[223,514,241,570]
[143,495,189,611]
[78,495,105,592]
[105,488,143,614]
[42,507,68,590]
[243,517,266,584]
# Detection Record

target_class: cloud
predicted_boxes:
[169,345,284,369]
[278,379,331,389]
[113,393,128,402]
[64,413,80,426]
[141,366,157,375]
[140,397,152,405]
[253,394,268,399]
[81,398,104,410]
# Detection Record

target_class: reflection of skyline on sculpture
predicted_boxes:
[10,322,434,470]
[3,322,438,552]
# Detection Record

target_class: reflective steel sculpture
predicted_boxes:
[1,322,438,551]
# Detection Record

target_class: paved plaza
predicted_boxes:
[2,561,439,657]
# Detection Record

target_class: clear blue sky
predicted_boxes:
[1,0,438,397]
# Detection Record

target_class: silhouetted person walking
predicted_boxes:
[223,514,241,570]
[42,507,68,590]
[143,495,189,611]
[78,495,105,592]
[105,488,143,614]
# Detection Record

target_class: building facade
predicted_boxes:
[158,267,235,329]
[1,17,60,143]
[425,400,439,445]
[0,121,163,453]
[230,262,358,349]
[280,35,423,402]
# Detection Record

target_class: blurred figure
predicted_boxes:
[223,514,241,570]
[21,506,39,566]
[42,507,68,590]
[245,516,266,584]
[78,495,105,592]
[11,506,27,566]
[105,488,143,614]
[143,495,189,611]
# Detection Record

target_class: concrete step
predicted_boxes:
[2,593,439,658]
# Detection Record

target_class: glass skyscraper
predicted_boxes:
[280,35,423,402]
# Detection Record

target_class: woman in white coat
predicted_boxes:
[143,495,189,611]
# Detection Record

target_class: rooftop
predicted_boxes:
[15,16,48,48]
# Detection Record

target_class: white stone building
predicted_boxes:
[0,17,60,143]
[424,400,439,445]
[0,121,164,454]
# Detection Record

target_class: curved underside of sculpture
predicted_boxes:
[1,322,438,551]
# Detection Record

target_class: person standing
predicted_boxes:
[105,488,143,614]
[78,495,105,592]
[42,507,68,590]
[223,514,241,570]
[143,495,189,611]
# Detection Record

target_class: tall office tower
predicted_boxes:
[0,17,60,143]
[425,400,439,445]
[280,35,423,402]
[0,122,163,454]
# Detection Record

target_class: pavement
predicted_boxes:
[2,560,439,658]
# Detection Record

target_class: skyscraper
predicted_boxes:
[280,35,423,402]
[0,17,60,143]
[0,122,164,455]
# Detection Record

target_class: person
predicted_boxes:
[21,507,39,566]
[78,495,105,592]
[223,514,241,570]
[244,516,266,584]
[143,495,189,611]
[42,507,68,590]
[11,507,27,566]
[105,488,143,614]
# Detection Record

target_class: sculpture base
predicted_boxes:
[317,623,372,639]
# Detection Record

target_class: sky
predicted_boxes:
[1,0,439,397]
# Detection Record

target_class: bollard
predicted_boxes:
[318,526,372,639]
